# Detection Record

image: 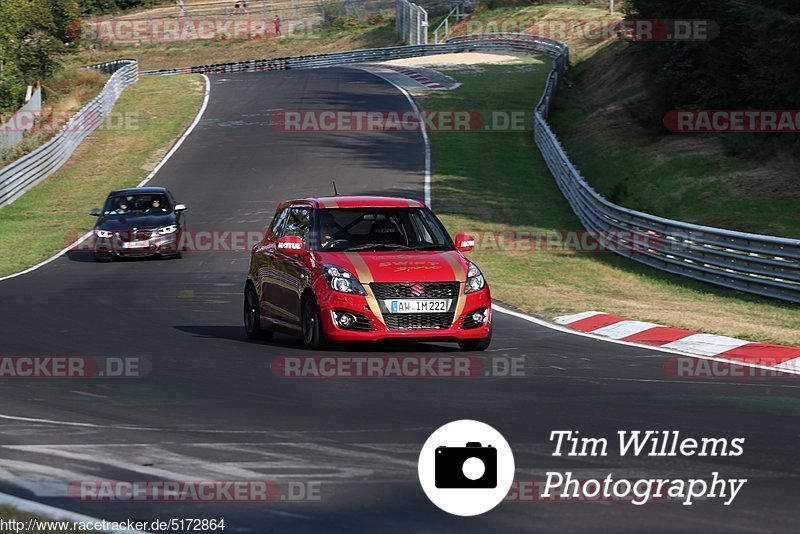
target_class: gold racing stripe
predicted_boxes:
[345,252,385,325]
[438,252,467,327]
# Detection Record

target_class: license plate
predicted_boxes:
[385,299,450,314]
[122,240,150,248]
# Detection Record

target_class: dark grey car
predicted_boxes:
[90,186,187,261]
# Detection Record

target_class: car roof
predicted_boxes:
[282,195,427,209]
[108,187,169,196]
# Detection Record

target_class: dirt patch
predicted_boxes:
[384,52,528,68]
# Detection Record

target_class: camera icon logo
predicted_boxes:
[418,420,515,516]
[435,442,497,489]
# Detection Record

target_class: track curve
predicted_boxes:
[0,67,798,533]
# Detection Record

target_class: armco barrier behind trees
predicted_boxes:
[0,60,139,208]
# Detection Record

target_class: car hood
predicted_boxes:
[314,250,470,283]
[96,213,176,231]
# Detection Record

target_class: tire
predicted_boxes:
[301,293,325,350]
[244,283,273,340]
[458,328,492,351]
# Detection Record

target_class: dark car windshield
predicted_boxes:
[314,208,454,252]
[102,194,171,215]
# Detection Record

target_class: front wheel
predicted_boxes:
[301,293,325,350]
[458,329,492,351]
[244,284,273,340]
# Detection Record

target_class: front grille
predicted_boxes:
[370,282,460,299]
[116,229,153,242]
[384,312,454,330]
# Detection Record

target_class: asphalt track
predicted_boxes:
[0,67,798,533]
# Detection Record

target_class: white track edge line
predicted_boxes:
[0,74,211,284]
[492,304,800,376]
[359,69,431,207]
[0,492,150,533]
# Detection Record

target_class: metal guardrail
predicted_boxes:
[396,0,428,45]
[0,87,43,151]
[141,33,565,75]
[0,60,138,208]
[527,39,800,305]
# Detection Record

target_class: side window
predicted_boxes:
[268,207,290,240]
[284,207,311,244]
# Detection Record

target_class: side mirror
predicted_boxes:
[454,232,475,252]
[277,235,304,254]
[174,204,187,212]
[89,208,100,216]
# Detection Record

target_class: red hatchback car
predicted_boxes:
[244,196,492,350]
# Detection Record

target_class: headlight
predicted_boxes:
[465,262,485,293]
[94,229,113,238]
[155,225,178,236]
[322,265,366,295]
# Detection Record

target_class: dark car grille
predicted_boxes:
[384,312,454,330]
[370,282,460,299]
[116,229,153,242]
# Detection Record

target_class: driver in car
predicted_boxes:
[319,211,339,248]
[147,197,166,213]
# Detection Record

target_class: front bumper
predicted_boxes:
[93,234,181,258]
[316,288,492,342]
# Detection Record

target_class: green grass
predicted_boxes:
[547,41,800,237]
[448,4,618,61]
[0,75,204,277]
[421,60,800,346]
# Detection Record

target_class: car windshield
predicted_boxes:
[102,194,171,215]
[314,208,454,252]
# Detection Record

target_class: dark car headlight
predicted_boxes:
[322,265,366,295]
[465,262,485,293]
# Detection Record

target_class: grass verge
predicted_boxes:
[0,74,204,277]
[74,20,401,72]
[547,40,800,237]
[420,60,800,346]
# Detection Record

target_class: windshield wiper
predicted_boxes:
[346,243,412,251]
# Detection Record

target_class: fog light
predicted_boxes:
[472,311,486,324]
[337,312,357,328]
